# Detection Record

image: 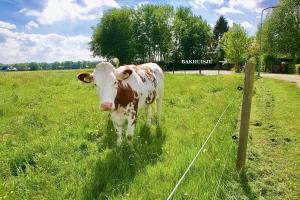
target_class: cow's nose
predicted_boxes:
[100,102,112,111]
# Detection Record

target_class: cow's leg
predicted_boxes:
[126,116,136,148]
[156,97,162,125]
[146,105,152,125]
[113,121,122,146]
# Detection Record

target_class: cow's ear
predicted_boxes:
[116,68,133,80]
[77,72,93,83]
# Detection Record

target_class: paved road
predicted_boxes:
[261,73,300,88]
[166,70,234,75]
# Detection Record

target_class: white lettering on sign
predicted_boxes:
[181,60,213,64]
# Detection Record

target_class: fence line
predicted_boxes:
[166,91,239,200]
[213,140,235,200]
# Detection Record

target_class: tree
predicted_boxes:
[221,24,250,71]
[172,7,211,61]
[213,16,229,41]
[90,5,212,65]
[90,8,134,64]
[172,7,192,62]
[260,0,300,62]
[211,16,229,61]
[212,16,229,63]
[181,15,211,60]
[131,4,173,62]
[28,62,40,70]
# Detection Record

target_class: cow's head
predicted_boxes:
[77,62,133,111]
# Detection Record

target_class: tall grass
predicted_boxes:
[0,70,243,199]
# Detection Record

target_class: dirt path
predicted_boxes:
[261,73,300,88]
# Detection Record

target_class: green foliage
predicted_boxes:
[90,8,134,64]
[213,16,229,41]
[259,0,300,60]
[131,4,174,63]
[0,70,244,199]
[5,61,98,71]
[261,54,275,72]
[221,24,251,72]
[90,5,212,64]
[180,15,211,60]
[285,64,296,74]
[28,62,40,70]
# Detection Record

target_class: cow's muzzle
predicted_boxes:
[100,102,113,111]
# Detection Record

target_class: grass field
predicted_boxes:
[1,70,299,199]
[0,70,244,199]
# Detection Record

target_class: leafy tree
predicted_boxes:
[172,7,211,61]
[260,0,300,62]
[212,16,229,63]
[90,8,134,64]
[131,4,173,62]
[172,7,192,61]
[28,62,40,70]
[213,16,229,41]
[90,5,211,64]
[221,24,250,72]
[181,16,211,60]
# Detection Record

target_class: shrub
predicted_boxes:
[296,64,300,74]
[286,64,296,74]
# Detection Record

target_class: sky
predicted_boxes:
[0,0,278,64]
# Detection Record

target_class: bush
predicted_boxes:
[296,64,300,74]
[286,64,296,74]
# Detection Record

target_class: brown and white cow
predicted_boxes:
[77,62,164,146]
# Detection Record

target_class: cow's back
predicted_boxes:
[139,63,164,97]
[117,63,163,109]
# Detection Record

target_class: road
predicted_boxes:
[261,73,300,88]
[166,70,234,75]
[166,71,300,88]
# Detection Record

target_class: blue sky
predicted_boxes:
[0,0,278,64]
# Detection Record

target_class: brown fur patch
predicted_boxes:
[144,68,153,79]
[127,135,132,141]
[115,81,138,109]
[145,90,156,104]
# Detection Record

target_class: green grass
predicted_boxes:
[1,70,244,199]
[239,78,300,200]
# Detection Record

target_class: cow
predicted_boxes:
[77,62,164,146]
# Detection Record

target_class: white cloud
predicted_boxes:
[0,20,16,30]
[19,0,120,25]
[241,21,254,29]
[215,6,244,15]
[225,19,255,34]
[26,21,39,30]
[241,21,255,34]
[134,1,150,10]
[227,18,235,27]
[214,0,265,15]
[0,28,97,64]
[229,0,262,10]
[190,0,224,9]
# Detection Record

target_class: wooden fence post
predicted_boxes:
[236,58,255,172]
